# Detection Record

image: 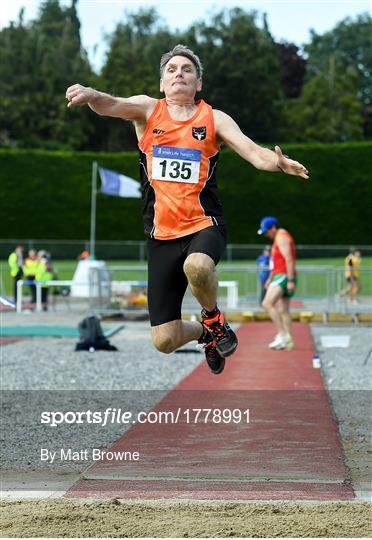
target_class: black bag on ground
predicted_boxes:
[75,316,118,351]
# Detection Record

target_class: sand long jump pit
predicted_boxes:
[0,318,371,537]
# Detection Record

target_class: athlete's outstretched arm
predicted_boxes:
[214,110,309,179]
[65,84,157,121]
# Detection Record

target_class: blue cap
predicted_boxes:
[257,216,279,235]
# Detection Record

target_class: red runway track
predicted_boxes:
[67,323,354,501]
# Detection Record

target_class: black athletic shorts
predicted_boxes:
[147,225,227,326]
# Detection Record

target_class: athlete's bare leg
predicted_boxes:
[262,285,285,334]
[184,251,238,360]
[151,253,222,354]
[339,283,350,296]
[276,296,292,336]
[151,319,202,354]
[183,252,218,311]
[350,278,360,302]
[355,280,361,299]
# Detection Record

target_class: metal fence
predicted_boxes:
[0,239,147,261]
[89,265,372,315]
[1,239,372,261]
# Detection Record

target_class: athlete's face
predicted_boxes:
[160,55,202,98]
[265,227,277,240]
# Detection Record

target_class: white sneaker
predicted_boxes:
[268,333,286,349]
[284,333,295,351]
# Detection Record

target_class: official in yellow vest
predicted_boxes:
[23,249,39,305]
[8,245,24,302]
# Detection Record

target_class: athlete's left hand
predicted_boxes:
[275,146,309,179]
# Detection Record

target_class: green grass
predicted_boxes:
[1,258,371,298]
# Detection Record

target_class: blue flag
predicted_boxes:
[99,167,141,198]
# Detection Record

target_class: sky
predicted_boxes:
[1,0,370,72]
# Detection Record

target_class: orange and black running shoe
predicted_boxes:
[198,328,225,374]
[201,307,238,358]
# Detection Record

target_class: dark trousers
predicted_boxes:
[27,279,37,304]
[13,270,23,302]
[260,284,267,304]
[41,287,49,309]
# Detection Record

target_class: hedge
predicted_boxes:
[0,142,371,244]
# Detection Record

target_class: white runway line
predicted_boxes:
[1,471,80,500]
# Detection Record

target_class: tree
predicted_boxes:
[0,9,36,146]
[276,42,306,99]
[305,13,372,136]
[100,8,175,150]
[285,58,363,142]
[1,4,368,150]
[181,8,285,142]
[0,0,96,149]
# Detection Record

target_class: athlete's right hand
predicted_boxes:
[66,84,96,108]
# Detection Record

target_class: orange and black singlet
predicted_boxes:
[138,98,225,240]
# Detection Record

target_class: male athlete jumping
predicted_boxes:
[66,44,309,374]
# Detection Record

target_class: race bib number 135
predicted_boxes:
[152,146,201,184]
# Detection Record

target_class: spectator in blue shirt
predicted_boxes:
[257,246,271,303]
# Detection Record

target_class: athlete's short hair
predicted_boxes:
[160,44,203,79]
